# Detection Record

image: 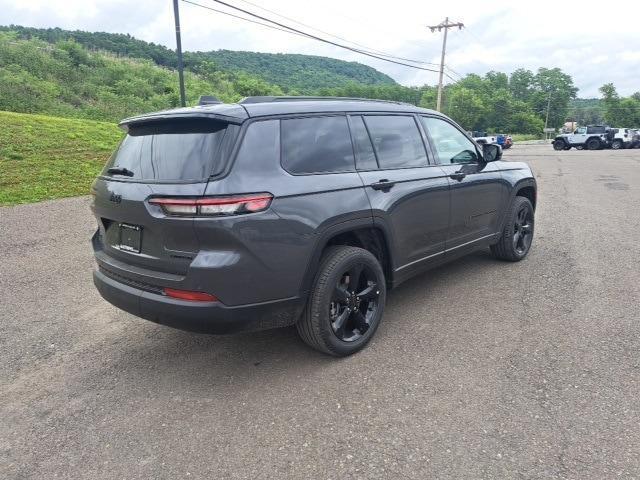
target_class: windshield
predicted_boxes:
[103,119,231,181]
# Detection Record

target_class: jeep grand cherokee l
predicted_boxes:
[91,96,537,356]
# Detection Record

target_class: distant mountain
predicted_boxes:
[0,25,397,93]
[186,49,396,93]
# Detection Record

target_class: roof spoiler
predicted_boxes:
[198,95,223,105]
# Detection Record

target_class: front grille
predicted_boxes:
[99,265,164,295]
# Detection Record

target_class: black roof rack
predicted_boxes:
[198,95,223,105]
[239,96,411,106]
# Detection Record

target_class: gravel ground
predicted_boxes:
[1,144,639,479]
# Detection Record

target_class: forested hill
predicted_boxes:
[0,25,396,92]
[188,50,396,91]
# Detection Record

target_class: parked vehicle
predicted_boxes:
[496,134,513,149]
[91,96,537,356]
[553,125,611,150]
[610,128,633,149]
[470,131,497,145]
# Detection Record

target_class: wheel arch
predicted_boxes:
[299,220,395,297]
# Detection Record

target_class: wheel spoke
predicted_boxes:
[521,222,532,234]
[513,232,521,250]
[357,283,379,301]
[352,310,369,334]
[332,308,350,336]
[333,285,349,303]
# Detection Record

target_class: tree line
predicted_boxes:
[1,27,636,132]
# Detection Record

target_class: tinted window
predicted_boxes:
[363,116,427,169]
[104,119,231,181]
[421,116,479,164]
[587,126,605,134]
[281,116,354,174]
[349,116,378,170]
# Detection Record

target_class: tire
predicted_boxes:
[563,146,572,150]
[576,145,584,150]
[490,196,535,262]
[296,246,386,356]
[612,140,623,150]
[586,137,601,150]
[553,140,566,151]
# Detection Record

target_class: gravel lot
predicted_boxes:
[1,144,639,479]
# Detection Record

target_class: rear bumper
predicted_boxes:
[93,269,304,334]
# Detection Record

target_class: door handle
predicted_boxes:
[370,179,396,191]
[449,171,466,181]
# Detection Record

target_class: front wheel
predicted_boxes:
[612,140,623,150]
[296,246,386,356]
[553,140,566,151]
[490,196,535,262]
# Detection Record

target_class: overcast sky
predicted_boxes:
[1,0,638,97]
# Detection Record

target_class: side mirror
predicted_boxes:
[482,143,502,162]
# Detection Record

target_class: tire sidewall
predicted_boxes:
[587,138,600,150]
[508,197,534,260]
[311,249,386,356]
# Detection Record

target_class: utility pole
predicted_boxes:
[172,0,187,107]
[428,17,464,112]
[544,90,552,130]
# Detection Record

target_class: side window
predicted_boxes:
[349,116,378,170]
[363,115,428,169]
[281,116,355,174]
[421,116,479,165]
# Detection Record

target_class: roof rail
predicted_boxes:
[198,95,223,105]
[239,96,412,106]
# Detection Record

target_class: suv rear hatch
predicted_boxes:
[91,117,240,279]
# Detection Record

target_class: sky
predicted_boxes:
[1,0,638,97]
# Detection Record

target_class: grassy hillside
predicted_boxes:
[0,111,121,205]
[0,31,283,122]
[1,25,397,92]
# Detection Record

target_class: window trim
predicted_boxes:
[419,114,483,166]
[279,114,357,176]
[351,113,431,171]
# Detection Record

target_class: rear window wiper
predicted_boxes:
[106,166,134,177]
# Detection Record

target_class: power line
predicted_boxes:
[233,0,441,67]
[185,0,441,73]
[180,0,317,39]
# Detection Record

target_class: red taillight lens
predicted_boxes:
[149,193,273,217]
[163,288,218,302]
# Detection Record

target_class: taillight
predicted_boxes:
[149,193,273,217]
[163,288,218,302]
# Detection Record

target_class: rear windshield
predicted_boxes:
[103,119,232,181]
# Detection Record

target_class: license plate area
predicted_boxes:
[118,223,142,253]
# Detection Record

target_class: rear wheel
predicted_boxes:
[586,137,601,150]
[553,140,566,151]
[490,196,534,262]
[576,145,584,150]
[296,246,386,356]
[612,139,623,150]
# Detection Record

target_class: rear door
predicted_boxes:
[351,114,450,277]
[91,118,239,275]
[420,115,508,252]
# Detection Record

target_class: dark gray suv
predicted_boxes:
[92,96,536,356]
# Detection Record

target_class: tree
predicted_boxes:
[532,68,578,129]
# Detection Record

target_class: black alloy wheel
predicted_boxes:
[296,246,386,356]
[490,196,535,262]
[513,202,534,256]
[329,263,380,342]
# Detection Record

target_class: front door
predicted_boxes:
[420,116,508,252]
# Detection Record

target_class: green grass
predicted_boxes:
[0,110,122,206]
[511,133,543,142]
